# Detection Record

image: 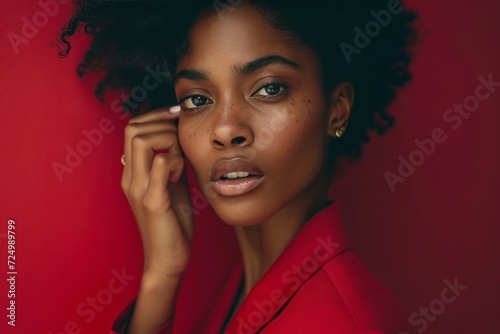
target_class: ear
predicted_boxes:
[326,82,354,138]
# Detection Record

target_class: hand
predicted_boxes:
[121,105,193,280]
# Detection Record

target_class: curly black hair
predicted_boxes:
[59,0,417,163]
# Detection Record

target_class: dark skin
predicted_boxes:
[121,4,353,333]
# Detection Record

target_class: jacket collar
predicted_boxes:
[223,202,350,333]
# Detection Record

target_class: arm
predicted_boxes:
[127,272,181,333]
[119,106,194,334]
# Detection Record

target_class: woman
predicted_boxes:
[60,1,417,333]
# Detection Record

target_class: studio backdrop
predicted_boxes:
[1,0,499,333]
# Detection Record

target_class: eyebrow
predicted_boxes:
[233,55,300,76]
[175,69,209,82]
[175,55,300,83]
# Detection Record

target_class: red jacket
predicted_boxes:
[111,202,405,333]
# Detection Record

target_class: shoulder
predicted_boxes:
[264,250,406,334]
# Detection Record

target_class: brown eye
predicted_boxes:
[264,84,282,95]
[191,95,207,106]
[254,83,287,98]
[180,95,212,110]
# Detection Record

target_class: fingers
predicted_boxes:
[129,131,181,200]
[122,121,176,191]
[124,113,179,165]
[142,153,184,212]
[128,106,181,125]
[119,106,193,284]
[122,106,182,197]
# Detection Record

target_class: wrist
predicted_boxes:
[140,269,183,291]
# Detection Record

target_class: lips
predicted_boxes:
[211,157,263,181]
[210,158,265,197]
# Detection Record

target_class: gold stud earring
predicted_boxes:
[335,127,345,138]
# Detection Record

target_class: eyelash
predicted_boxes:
[178,81,289,113]
[254,81,289,100]
[178,93,211,113]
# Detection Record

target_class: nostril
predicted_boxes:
[213,139,224,146]
[231,136,246,144]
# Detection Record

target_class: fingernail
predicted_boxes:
[169,105,181,113]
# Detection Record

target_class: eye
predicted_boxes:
[253,82,287,98]
[179,95,213,111]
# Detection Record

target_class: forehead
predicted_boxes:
[176,4,307,70]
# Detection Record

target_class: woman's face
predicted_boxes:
[175,4,333,225]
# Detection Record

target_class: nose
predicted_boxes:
[210,102,254,149]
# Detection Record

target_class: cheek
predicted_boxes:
[178,120,214,188]
[177,120,190,154]
[178,119,204,166]
[255,97,324,146]
[264,100,327,180]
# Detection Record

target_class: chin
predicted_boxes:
[208,197,275,227]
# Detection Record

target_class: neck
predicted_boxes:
[233,171,330,298]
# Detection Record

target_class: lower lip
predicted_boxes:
[211,176,264,197]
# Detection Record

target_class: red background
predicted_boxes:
[1,0,499,333]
